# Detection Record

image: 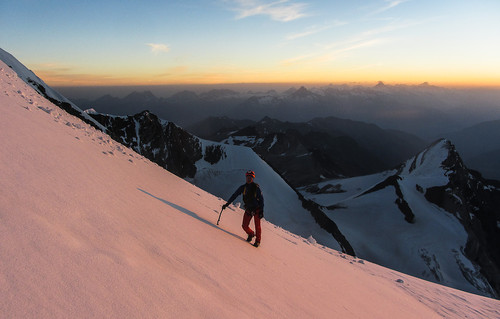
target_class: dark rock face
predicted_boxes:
[89,111,204,178]
[186,116,255,141]
[358,174,415,223]
[301,196,355,256]
[204,145,227,164]
[225,125,386,186]
[425,141,500,298]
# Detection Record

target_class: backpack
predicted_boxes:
[242,182,260,207]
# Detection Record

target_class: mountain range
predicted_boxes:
[1,46,500,306]
[68,82,500,140]
[69,82,500,181]
[187,115,425,186]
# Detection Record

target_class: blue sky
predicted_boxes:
[1,0,499,86]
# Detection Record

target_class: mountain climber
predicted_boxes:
[222,170,264,247]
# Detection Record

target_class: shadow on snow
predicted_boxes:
[138,188,244,242]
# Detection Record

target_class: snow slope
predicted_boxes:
[302,141,496,297]
[191,138,345,252]
[2,56,500,318]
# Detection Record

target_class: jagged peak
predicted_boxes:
[134,109,154,118]
[399,138,461,179]
[290,86,315,99]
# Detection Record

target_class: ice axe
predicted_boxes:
[217,208,224,225]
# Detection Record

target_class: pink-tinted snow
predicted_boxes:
[1,60,499,318]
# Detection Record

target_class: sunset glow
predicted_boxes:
[2,0,499,87]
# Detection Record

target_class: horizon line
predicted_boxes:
[51,81,500,90]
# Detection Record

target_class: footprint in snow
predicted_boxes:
[37,106,52,114]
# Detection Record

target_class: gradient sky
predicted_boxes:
[1,0,499,87]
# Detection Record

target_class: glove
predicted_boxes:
[222,203,229,210]
[258,208,264,218]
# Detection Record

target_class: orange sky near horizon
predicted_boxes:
[4,1,499,89]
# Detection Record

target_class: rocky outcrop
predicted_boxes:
[89,111,204,178]
[424,140,500,298]
[203,144,227,164]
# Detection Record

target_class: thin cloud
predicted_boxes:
[316,18,418,52]
[146,43,170,54]
[281,38,388,66]
[286,21,346,41]
[359,19,424,39]
[317,38,388,63]
[229,0,308,22]
[368,0,410,16]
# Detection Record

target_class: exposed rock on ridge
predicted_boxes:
[423,140,500,298]
[89,111,207,178]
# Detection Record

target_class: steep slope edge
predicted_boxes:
[420,140,500,297]
[0,48,105,132]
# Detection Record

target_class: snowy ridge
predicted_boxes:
[399,139,450,184]
[303,139,500,298]
[0,48,106,132]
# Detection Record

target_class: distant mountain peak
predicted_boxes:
[293,86,309,95]
[258,116,279,124]
[290,86,316,99]
[125,91,157,101]
[169,90,199,101]
[419,82,430,86]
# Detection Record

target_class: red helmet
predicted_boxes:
[245,170,255,178]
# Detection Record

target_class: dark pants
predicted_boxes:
[242,210,261,242]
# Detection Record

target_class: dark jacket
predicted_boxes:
[227,182,264,214]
